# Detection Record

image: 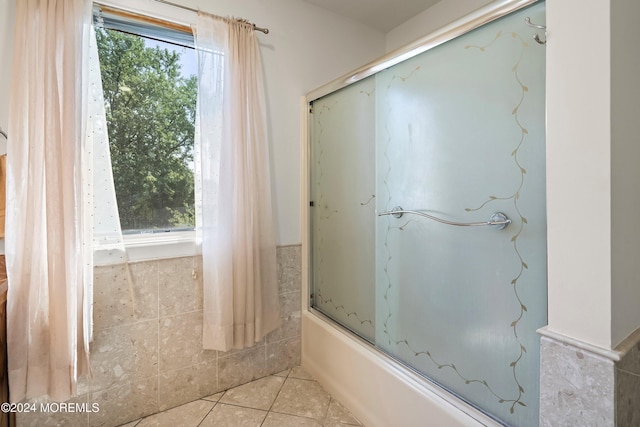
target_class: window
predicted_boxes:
[94,6,197,236]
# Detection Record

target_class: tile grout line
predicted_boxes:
[260,342,272,426]
[266,369,335,425]
[215,342,220,397]
[195,398,219,427]
[259,369,290,426]
[324,396,334,425]
[117,367,366,427]
[617,367,640,378]
[156,259,161,414]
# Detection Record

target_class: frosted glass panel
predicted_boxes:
[310,3,545,426]
[375,4,546,425]
[310,77,376,341]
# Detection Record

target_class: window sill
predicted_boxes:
[94,230,199,266]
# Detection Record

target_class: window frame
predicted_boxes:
[92,4,200,264]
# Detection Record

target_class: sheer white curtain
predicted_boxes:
[193,13,281,351]
[6,0,93,402]
[88,27,127,266]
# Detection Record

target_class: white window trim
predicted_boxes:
[94,231,199,266]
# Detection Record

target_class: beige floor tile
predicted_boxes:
[325,422,364,427]
[289,366,315,381]
[326,398,362,425]
[118,366,365,427]
[202,391,225,402]
[273,368,291,377]
[262,411,323,427]
[199,403,267,427]
[219,375,285,410]
[271,377,331,420]
[136,399,214,427]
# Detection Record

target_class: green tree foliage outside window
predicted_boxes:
[96,28,197,232]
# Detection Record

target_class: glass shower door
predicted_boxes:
[309,3,546,426]
[310,77,376,341]
[375,4,546,426]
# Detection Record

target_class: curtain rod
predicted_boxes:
[151,0,270,34]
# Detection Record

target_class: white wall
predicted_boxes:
[544,0,640,349]
[610,0,640,348]
[0,0,386,246]
[545,0,612,349]
[385,0,493,52]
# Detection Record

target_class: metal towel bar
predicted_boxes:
[378,206,511,230]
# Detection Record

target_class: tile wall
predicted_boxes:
[539,330,640,426]
[16,245,302,427]
[615,340,640,426]
[539,337,615,426]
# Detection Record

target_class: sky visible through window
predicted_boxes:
[145,38,197,79]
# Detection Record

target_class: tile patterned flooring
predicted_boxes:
[119,366,364,427]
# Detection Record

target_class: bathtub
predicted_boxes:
[301,310,503,427]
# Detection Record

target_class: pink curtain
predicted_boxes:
[193,13,281,351]
[6,0,92,402]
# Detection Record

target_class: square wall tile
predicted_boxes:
[218,345,267,391]
[539,337,614,427]
[159,310,216,372]
[158,256,203,317]
[93,261,158,330]
[89,319,158,392]
[266,337,301,375]
[277,246,301,295]
[618,339,640,377]
[89,376,159,427]
[616,369,640,427]
[158,358,219,411]
[16,393,90,427]
[266,291,301,343]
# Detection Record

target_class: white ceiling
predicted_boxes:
[301,0,442,33]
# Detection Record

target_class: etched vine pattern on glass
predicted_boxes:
[465,30,532,414]
[379,30,533,415]
[313,96,375,333]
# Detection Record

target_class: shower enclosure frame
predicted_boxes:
[301,0,543,426]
